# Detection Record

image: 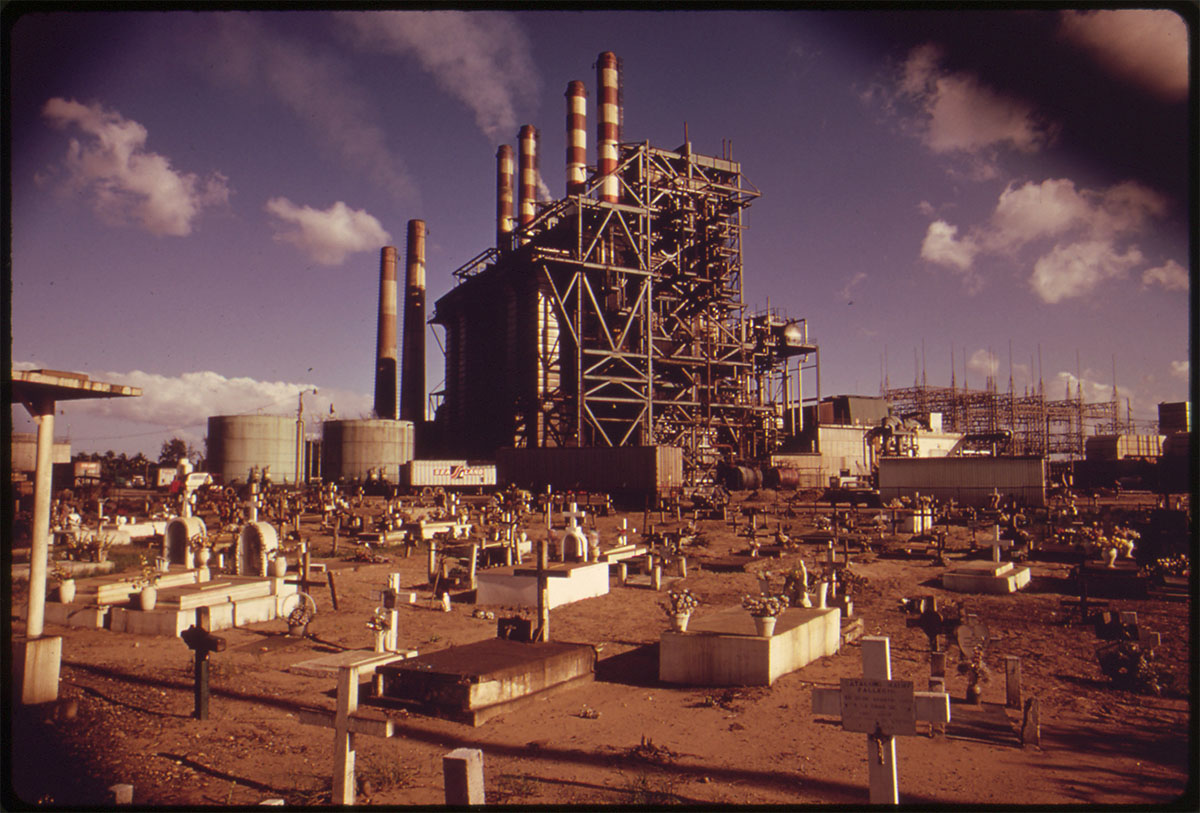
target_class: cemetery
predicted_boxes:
[8,485,1193,807]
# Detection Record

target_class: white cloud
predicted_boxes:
[922,178,1168,301]
[967,348,999,379]
[211,15,415,200]
[1054,370,1116,405]
[337,11,539,142]
[896,43,1056,159]
[265,198,390,266]
[53,369,373,449]
[41,98,230,236]
[920,221,979,291]
[1142,259,1189,292]
[1029,240,1143,304]
[1059,10,1189,102]
[838,271,868,301]
[1169,360,1189,381]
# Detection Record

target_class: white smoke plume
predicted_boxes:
[40,98,230,236]
[337,11,540,142]
[265,198,391,266]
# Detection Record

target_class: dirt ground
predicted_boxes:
[7,490,1195,808]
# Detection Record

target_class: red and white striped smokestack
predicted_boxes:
[518,125,539,244]
[496,144,514,248]
[399,220,426,424]
[596,51,620,204]
[565,80,587,197]
[373,246,399,421]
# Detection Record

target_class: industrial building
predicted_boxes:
[429,52,817,489]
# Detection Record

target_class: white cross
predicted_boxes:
[562,503,586,531]
[812,636,950,804]
[991,535,1013,563]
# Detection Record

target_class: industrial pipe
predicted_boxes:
[496,144,514,249]
[565,80,587,197]
[596,51,620,203]
[400,220,426,424]
[374,246,399,421]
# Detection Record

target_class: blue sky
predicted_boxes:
[8,8,1193,457]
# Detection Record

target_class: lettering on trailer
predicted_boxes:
[432,466,487,479]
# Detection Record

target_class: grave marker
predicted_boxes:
[443,748,486,805]
[812,636,950,804]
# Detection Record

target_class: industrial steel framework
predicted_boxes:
[883,380,1128,459]
[434,140,815,486]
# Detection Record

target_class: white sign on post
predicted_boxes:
[813,636,950,804]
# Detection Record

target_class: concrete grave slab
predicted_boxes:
[659,606,841,686]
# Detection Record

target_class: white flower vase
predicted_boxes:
[800,592,813,609]
[671,612,691,633]
[139,586,158,611]
[58,578,76,604]
[197,547,211,567]
[816,581,829,609]
[753,615,777,637]
[272,556,288,578]
[1103,548,1118,568]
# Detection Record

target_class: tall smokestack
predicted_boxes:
[596,51,620,204]
[373,246,398,420]
[496,144,514,248]
[565,80,587,197]
[518,125,538,243]
[400,220,426,424]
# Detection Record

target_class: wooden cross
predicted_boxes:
[299,663,398,805]
[812,636,950,804]
[180,608,225,720]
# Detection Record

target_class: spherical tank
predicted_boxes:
[321,419,414,483]
[206,415,299,486]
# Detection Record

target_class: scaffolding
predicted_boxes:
[883,379,1132,459]
[433,140,817,486]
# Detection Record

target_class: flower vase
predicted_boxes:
[671,612,691,633]
[288,622,307,637]
[272,556,288,578]
[138,586,158,611]
[966,680,983,704]
[197,547,211,567]
[58,578,76,604]
[1103,548,1118,568]
[753,615,777,637]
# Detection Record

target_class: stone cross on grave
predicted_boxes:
[812,636,950,804]
[563,502,586,531]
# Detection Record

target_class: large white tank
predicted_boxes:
[206,415,298,485]
[321,419,415,482]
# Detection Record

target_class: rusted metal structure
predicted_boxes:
[431,52,816,488]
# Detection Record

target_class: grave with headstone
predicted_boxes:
[163,517,207,569]
[659,606,841,686]
[475,507,609,608]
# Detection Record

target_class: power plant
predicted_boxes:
[427,51,817,491]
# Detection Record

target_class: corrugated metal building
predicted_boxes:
[878,456,1046,507]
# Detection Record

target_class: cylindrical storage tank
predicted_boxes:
[321,419,415,483]
[207,415,299,486]
[773,467,802,490]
